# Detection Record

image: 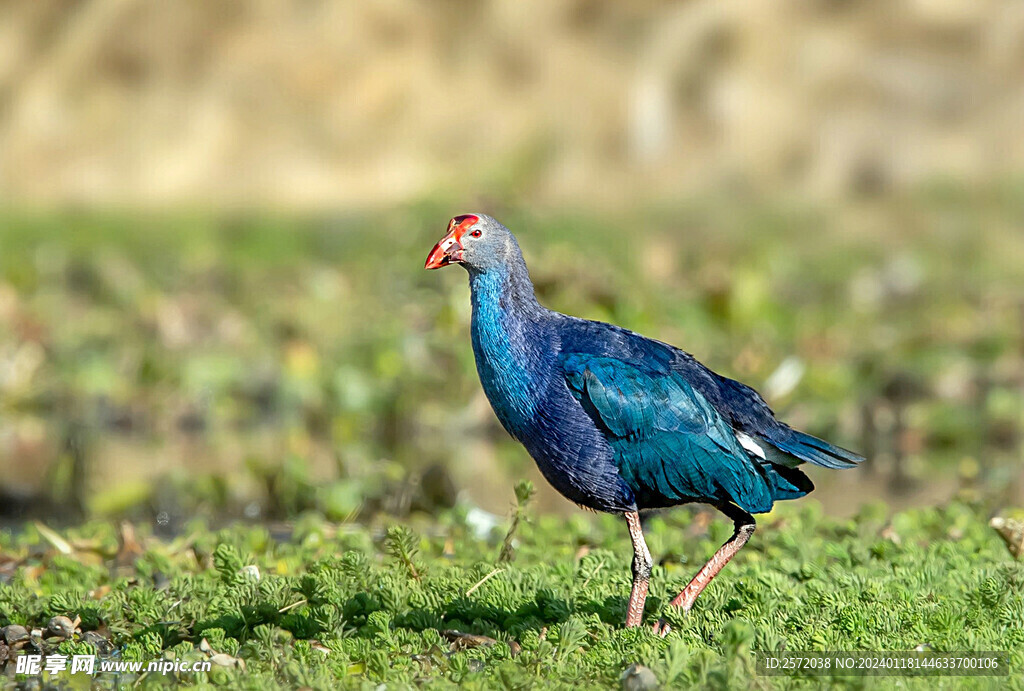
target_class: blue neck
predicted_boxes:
[469,267,544,430]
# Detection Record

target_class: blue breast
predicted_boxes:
[467,271,634,512]
[469,271,539,434]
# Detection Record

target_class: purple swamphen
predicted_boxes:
[425,214,864,629]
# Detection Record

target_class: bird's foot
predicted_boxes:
[651,619,671,637]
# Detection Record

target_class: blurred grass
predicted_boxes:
[0,189,1022,524]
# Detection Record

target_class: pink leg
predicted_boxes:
[670,506,756,611]
[624,511,652,627]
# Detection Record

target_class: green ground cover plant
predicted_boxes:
[1,497,1021,688]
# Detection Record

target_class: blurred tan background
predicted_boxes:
[3,0,1024,206]
[0,0,1022,527]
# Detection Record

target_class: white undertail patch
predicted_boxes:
[735,431,766,459]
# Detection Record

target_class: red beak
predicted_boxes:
[425,214,479,269]
[424,232,462,269]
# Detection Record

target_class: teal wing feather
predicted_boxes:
[561,353,779,513]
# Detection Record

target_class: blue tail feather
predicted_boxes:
[763,462,815,500]
[766,429,864,470]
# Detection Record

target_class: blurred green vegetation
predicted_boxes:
[0,189,1022,525]
[1,499,1021,688]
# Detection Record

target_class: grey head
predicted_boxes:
[424,213,526,275]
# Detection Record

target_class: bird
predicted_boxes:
[425,214,864,630]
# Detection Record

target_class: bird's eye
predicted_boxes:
[470,229,482,238]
